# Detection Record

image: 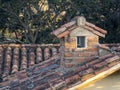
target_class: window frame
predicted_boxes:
[76,36,87,48]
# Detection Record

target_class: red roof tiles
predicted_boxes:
[52,16,107,38]
[85,22,107,34]
[0,44,60,82]
[0,44,120,90]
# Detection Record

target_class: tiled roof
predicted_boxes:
[52,16,107,38]
[0,44,120,90]
[0,44,60,82]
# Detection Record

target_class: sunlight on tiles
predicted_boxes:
[86,84,95,88]
[96,86,104,89]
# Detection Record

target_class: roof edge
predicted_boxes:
[51,16,107,38]
[68,63,120,90]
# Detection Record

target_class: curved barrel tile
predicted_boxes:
[0,47,3,75]
[36,47,42,63]
[29,52,35,67]
[52,47,57,56]
[21,47,27,70]
[44,48,50,60]
[3,47,12,78]
[12,48,19,74]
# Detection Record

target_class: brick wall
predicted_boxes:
[63,48,99,68]
[62,27,99,68]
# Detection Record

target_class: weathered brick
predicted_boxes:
[64,52,73,57]
[87,36,98,42]
[83,48,98,52]
[87,42,98,47]
[63,62,74,68]
[64,59,73,63]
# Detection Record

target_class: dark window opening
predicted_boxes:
[77,36,86,48]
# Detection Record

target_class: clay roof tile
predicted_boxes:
[1,44,120,90]
[52,16,107,38]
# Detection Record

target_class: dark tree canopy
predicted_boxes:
[0,0,120,44]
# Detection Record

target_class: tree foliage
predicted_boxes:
[0,0,120,44]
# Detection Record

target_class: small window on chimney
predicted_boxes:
[77,36,86,48]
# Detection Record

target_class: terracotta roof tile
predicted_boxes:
[93,61,107,69]
[105,55,120,63]
[44,47,51,60]
[61,20,76,28]
[52,16,107,38]
[1,44,120,90]
[52,27,66,36]
[21,57,27,70]
[3,47,12,77]
[99,53,114,60]
[85,68,94,74]
[85,22,107,34]
[82,25,105,37]
[29,52,35,67]
[0,44,60,82]
[12,48,19,74]
[94,66,109,75]
[57,30,70,39]
[17,70,27,80]
[49,79,66,90]
[36,47,42,63]
[86,59,100,67]
[107,61,119,68]
[75,65,87,73]
[99,44,111,51]
[81,73,95,82]
[65,74,80,86]
[51,47,58,56]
